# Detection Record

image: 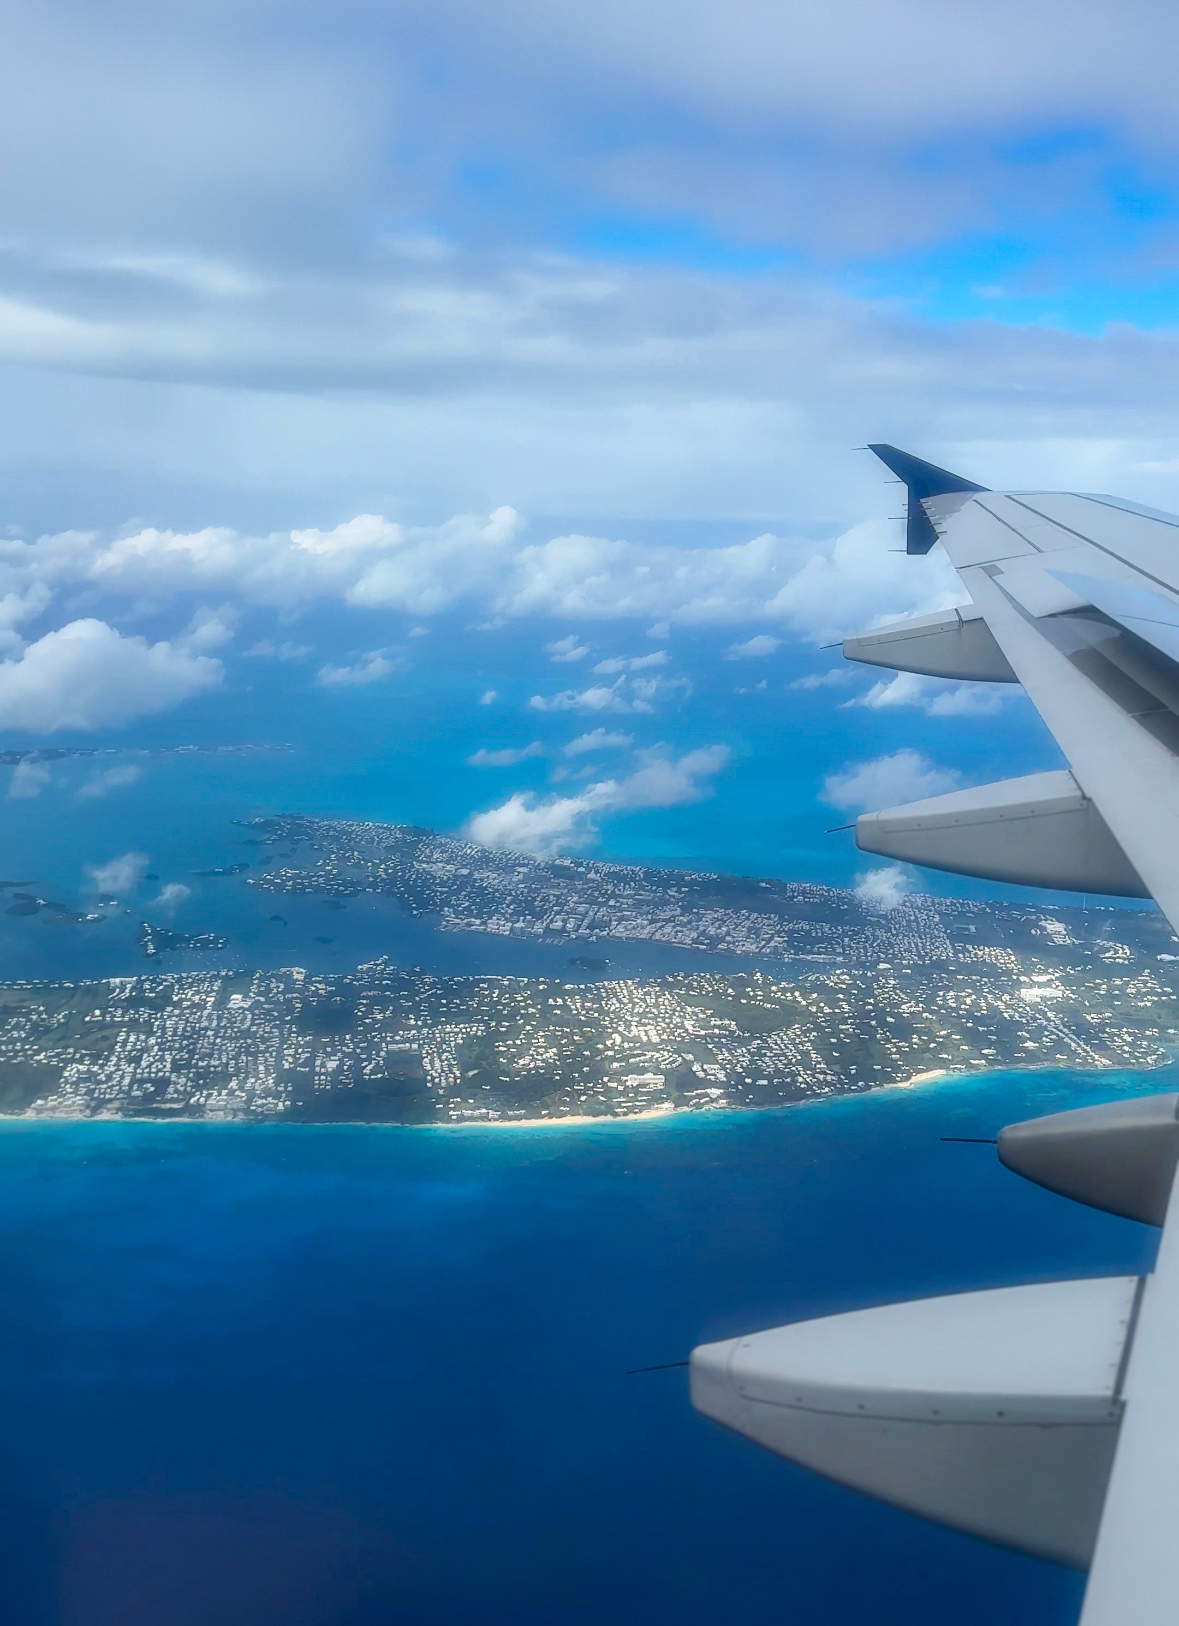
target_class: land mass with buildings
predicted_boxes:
[0,815,1175,1122]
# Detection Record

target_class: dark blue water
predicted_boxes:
[0,1064,1166,1626]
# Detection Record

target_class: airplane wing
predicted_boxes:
[852,446,1179,931]
[690,447,1179,1626]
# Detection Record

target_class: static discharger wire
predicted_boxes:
[626,1359,690,1376]
[939,1137,998,1144]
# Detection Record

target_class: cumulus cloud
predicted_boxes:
[0,506,961,650]
[855,867,913,912]
[847,670,1008,716]
[530,670,692,713]
[316,651,397,687]
[179,605,237,653]
[530,679,644,714]
[0,584,52,656]
[463,744,730,854]
[822,749,961,812]
[0,620,222,733]
[86,851,149,896]
[466,742,543,767]
[545,634,590,662]
[147,882,191,919]
[7,760,51,799]
[789,668,855,690]
[603,745,730,810]
[726,634,781,659]
[462,792,592,856]
[632,674,690,706]
[592,651,668,674]
[479,689,499,704]
[245,639,311,661]
[76,763,142,800]
[564,728,633,756]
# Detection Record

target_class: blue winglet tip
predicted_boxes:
[867,444,987,554]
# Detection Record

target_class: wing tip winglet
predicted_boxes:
[867,444,988,554]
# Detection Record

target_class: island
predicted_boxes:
[138,923,229,957]
[0,814,1173,1123]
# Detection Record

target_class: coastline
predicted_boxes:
[0,1055,1171,1134]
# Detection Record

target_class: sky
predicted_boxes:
[3,0,1179,873]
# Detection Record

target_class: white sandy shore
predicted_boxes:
[429,1103,679,1131]
[886,1068,955,1090]
[0,1056,1168,1131]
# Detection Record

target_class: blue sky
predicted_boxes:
[1,0,1177,877]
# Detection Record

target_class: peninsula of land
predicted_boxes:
[0,815,1173,1123]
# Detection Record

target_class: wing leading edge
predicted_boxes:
[689,449,1179,1626]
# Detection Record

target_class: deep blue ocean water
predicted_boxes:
[0,1064,1168,1626]
[0,609,1167,1625]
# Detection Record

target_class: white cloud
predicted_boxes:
[466,742,544,767]
[530,672,690,713]
[179,604,237,652]
[822,749,961,812]
[86,851,149,896]
[855,867,913,912]
[0,504,961,651]
[632,674,690,706]
[848,670,1008,716]
[0,620,222,733]
[592,651,669,673]
[6,0,1179,573]
[600,744,730,810]
[726,634,781,659]
[0,584,52,656]
[463,744,729,854]
[789,668,855,690]
[7,760,51,799]
[316,651,396,687]
[76,763,142,800]
[363,2,1179,264]
[408,625,430,637]
[479,689,499,705]
[463,791,594,856]
[563,728,633,756]
[9,4,1179,672]
[530,679,646,714]
[245,639,311,661]
[545,634,590,662]
[147,882,191,918]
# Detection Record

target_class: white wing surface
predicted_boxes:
[690,448,1179,1625]
[867,449,1179,1625]
[868,447,1179,931]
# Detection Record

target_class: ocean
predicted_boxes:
[0,1063,1165,1626]
[0,616,1164,1625]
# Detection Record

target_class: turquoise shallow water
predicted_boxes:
[0,1063,1168,1626]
